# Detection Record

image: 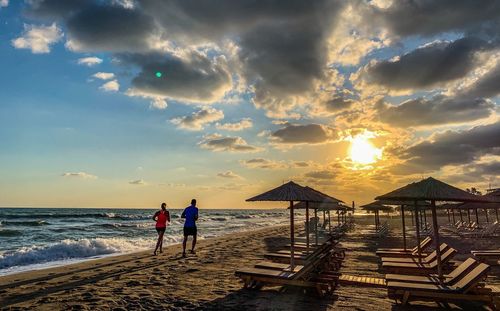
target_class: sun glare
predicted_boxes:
[349,134,382,165]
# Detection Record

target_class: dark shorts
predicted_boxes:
[183,226,197,236]
[156,227,166,234]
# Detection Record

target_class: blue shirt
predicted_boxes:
[182,205,198,228]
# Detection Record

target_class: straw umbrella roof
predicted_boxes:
[486,189,500,197]
[454,202,500,210]
[360,201,393,212]
[375,177,494,203]
[290,201,345,210]
[304,187,344,203]
[246,181,327,202]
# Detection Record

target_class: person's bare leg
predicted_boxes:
[154,232,164,255]
[182,236,187,257]
[191,235,197,253]
[159,235,163,253]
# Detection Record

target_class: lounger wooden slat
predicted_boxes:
[382,248,457,275]
[387,263,499,309]
[385,258,478,285]
[381,243,449,264]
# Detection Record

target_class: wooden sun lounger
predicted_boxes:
[255,248,344,272]
[235,251,339,296]
[376,237,432,258]
[381,243,449,264]
[387,263,499,309]
[264,241,333,264]
[472,250,500,265]
[385,258,479,285]
[382,248,457,275]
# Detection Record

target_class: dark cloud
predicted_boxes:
[375,95,495,127]
[361,37,486,90]
[318,93,355,113]
[123,52,232,103]
[465,63,500,98]
[198,134,261,153]
[66,4,156,52]
[371,0,500,37]
[271,124,338,145]
[393,121,500,173]
[26,0,89,20]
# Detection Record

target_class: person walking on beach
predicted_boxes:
[181,199,198,257]
[153,203,170,255]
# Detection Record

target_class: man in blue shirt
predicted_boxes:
[181,199,199,257]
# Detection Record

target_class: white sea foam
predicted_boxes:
[0,238,153,270]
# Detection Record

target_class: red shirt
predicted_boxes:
[155,210,170,228]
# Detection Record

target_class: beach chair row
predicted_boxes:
[235,230,348,296]
[443,220,500,238]
[376,238,500,308]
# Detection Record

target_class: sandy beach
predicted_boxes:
[1,215,499,310]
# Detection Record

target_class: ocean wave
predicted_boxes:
[0,238,154,270]
[0,229,22,237]
[2,220,49,227]
[0,213,152,220]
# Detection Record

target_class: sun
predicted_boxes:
[349,133,382,165]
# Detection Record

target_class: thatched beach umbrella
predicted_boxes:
[246,181,328,269]
[360,201,392,230]
[376,177,494,283]
[292,201,344,245]
[377,200,429,251]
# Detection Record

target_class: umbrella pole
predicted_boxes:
[423,209,428,230]
[410,210,414,226]
[452,208,456,224]
[430,200,443,284]
[414,201,422,264]
[306,202,310,253]
[459,209,463,222]
[485,208,489,223]
[475,208,479,225]
[290,200,295,270]
[447,209,450,223]
[496,208,499,222]
[401,205,407,251]
[328,210,331,232]
[467,209,471,223]
[323,211,326,228]
[337,211,340,226]
[314,208,318,246]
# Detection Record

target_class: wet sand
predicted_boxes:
[0,215,499,310]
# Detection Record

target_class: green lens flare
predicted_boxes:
[155,72,162,78]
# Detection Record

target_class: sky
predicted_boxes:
[0,0,499,209]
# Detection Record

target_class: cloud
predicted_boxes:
[123,52,232,104]
[216,118,253,131]
[270,123,339,145]
[240,158,288,170]
[464,62,500,98]
[99,80,119,92]
[129,179,146,185]
[61,172,97,179]
[355,38,486,92]
[198,134,262,153]
[217,171,243,179]
[375,95,495,127]
[392,121,500,173]
[64,4,156,52]
[11,23,63,54]
[368,0,500,37]
[0,0,8,8]
[171,107,224,131]
[77,57,103,66]
[304,170,336,180]
[92,72,115,80]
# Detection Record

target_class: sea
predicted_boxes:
[0,208,291,276]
